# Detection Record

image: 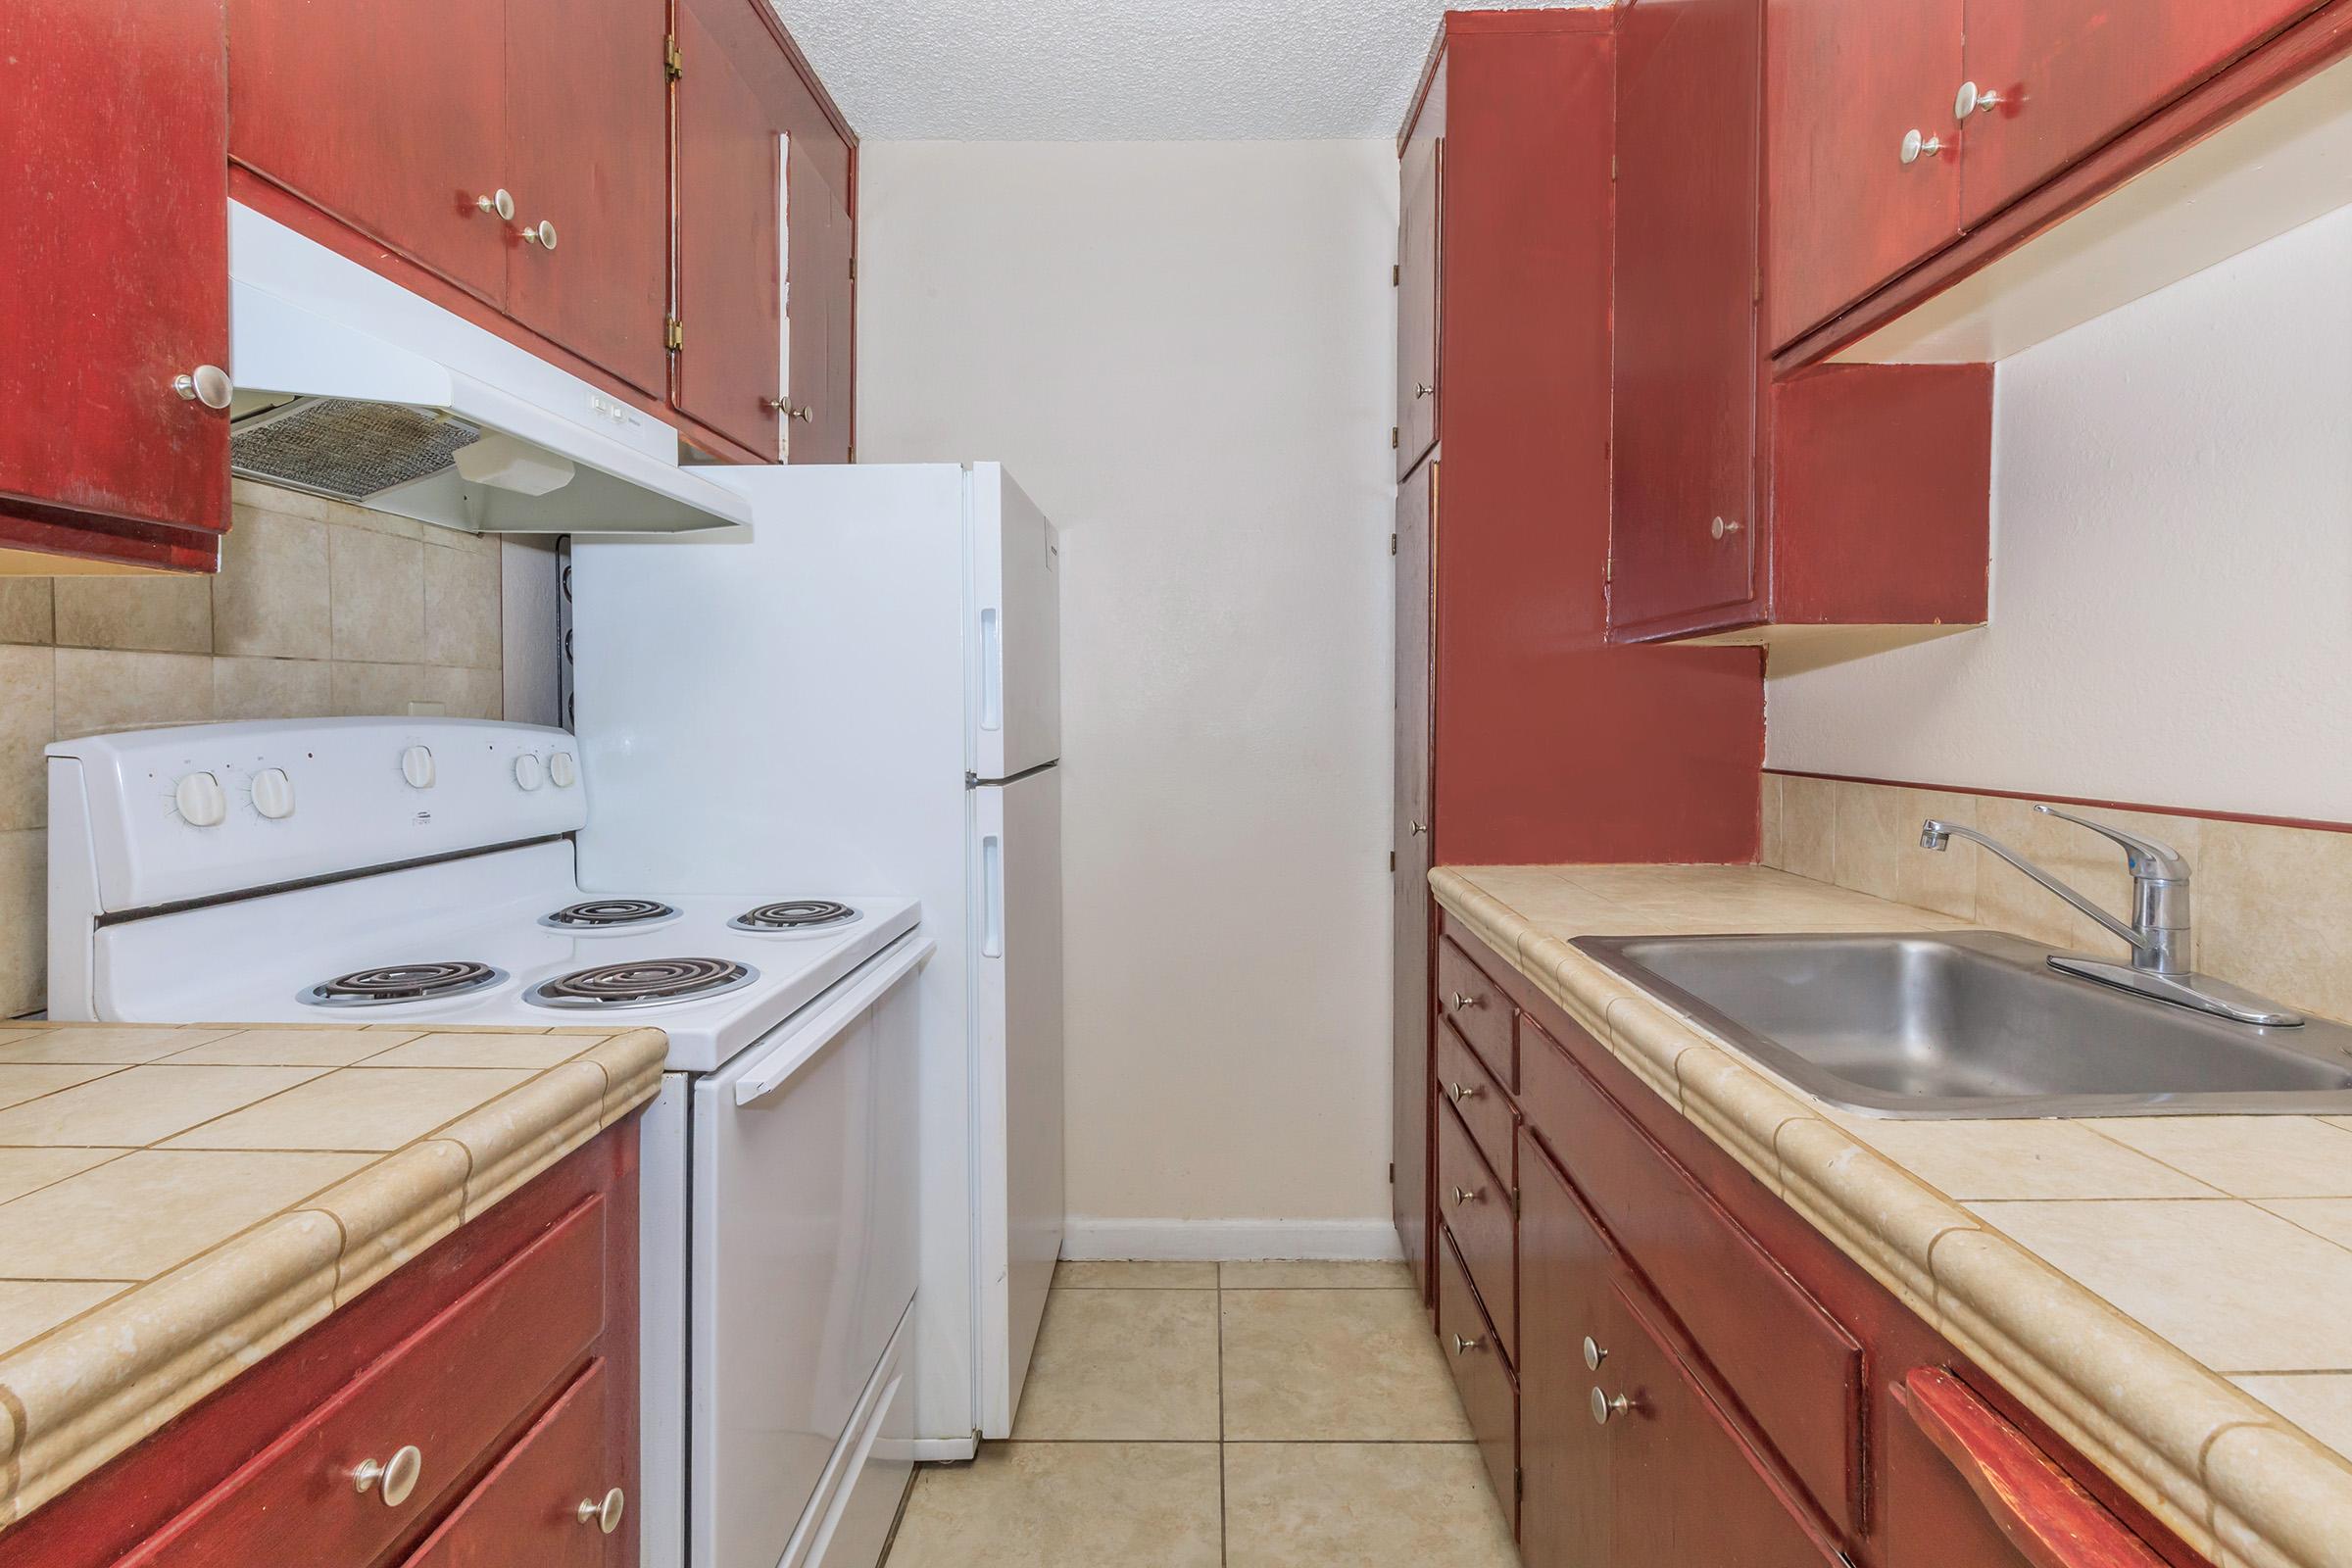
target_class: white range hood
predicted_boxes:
[226,203,752,537]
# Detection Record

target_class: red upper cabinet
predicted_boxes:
[1396,66,1443,480]
[1609,0,1764,633]
[1764,0,1965,348]
[1,0,231,570]
[1955,0,2325,223]
[787,144,856,465]
[503,0,673,397]
[675,1,785,459]
[228,0,513,304]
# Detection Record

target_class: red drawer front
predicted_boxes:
[1437,1097,1516,1365]
[121,1195,610,1568]
[1437,936,1514,1092]
[1437,1016,1515,1182]
[1438,1228,1518,1534]
[400,1358,616,1568]
[1520,1017,1863,1535]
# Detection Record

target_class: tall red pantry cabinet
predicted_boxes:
[1389,8,1766,1301]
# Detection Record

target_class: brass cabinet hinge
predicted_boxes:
[849,257,858,281]
[1390,532,1397,556]
[1392,262,1400,286]
[1391,426,1399,450]
[1389,850,1397,872]
[664,34,683,80]
[1388,1161,1396,1185]
[664,317,684,351]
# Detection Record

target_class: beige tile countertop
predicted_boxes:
[1434,862,2352,1568]
[0,1020,666,1528]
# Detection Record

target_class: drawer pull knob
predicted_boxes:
[352,1445,423,1507]
[1591,1388,1635,1426]
[1413,382,1434,399]
[1900,128,1946,165]
[1446,1080,1479,1103]
[1449,991,1481,1011]
[474,188,515,221]
[1709,514,1742,540]
[1451,1184,1483,1205]
[577,1487,626,1534]
[1450,1333,1484,1355]
[1583,1335,1607,1372]
[522,219,559,250]
[1954,80,2004,119]
[172,365,233,410]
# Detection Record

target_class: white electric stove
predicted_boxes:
[46,717,928,1568]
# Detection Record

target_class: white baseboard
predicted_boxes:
[1060,1217,1404,1263]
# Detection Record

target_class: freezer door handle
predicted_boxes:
[979,608,1003,733]
[732,936,937,1107]
[982,833,1005,958]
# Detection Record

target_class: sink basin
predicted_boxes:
[1574,930,2352,1118]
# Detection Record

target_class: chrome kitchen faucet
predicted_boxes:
[1918,805,2304,1028]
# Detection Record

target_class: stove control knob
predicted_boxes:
[401,745,436,790]
[251,767,296,820]
[513,753,545,792]
[173,771,228,828]
[548,751,577,788]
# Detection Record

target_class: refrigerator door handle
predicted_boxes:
[981,833,1005,958]
[979,608,1003,734]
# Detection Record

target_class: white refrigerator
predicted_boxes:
[568,462,1064,1453]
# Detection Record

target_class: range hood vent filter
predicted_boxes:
[230,397,488,504]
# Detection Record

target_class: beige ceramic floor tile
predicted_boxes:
[885,1443,1221,1568]
[1968,1199,2352,1370]
[1053,1259,1218,1289]
[0,1065,327,1148]
[0,1148,126,1205]
[161,1029,422,1066]
[358,1033,596,1069]
[1220,1260,1415,1289]
[0,1064,122,1113]
[2256,1198,2352,1250]
[1223,1444,1517,1568]
[1221,1289,1471,1441]
[162,1066,534,1152]
[0,1149,367,1280]
[1011,1288,1220,1440]
[2232,1373,2352,1456]
[2074,1116,2352,1199]
[0,1280,127,1349]
[1833,1116,2222,1200]
[0,1028,236,1066]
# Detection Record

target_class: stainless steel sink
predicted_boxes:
[1574,930,2352,1118]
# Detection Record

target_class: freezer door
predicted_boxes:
[971,767,1065,1436]
[970,465,1062,781]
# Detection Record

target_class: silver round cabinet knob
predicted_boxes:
[172,365,232,410]
[250,767,296,820]
[475,188,516,221]
[1449,991,1479,1011]
[1450,1333,1484,1356]
[353,1444,423,1506]
[1900,128,1946,165]
[1413,382,1434,399]
[514,753,545,791]
[1408,820,1428,836]
[173,771,228,828]
[1591,1388,1633,1426]
[1583,1335,1607,1372]
[1446,1080,1478,1103]
[1710,515,1743,540]
[577,1487,625,1534]
[548,751,577,788]
[1451,1184,1483,1206]
[523,219,559,249]
[1954,80,2003,119]
[761,399,816,422]
[401,744,436,790]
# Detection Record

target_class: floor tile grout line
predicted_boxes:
[1216,1275,1228,1567]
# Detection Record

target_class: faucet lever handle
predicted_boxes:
[2033,806,2189,881]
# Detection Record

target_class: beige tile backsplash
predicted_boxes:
[1763,771,2352,1026]
[0,481,513,1019]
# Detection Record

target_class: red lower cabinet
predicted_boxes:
[1425,914,2215,1568]
[401,1360,621,1568]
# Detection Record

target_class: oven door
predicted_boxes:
[689,935,931,1568]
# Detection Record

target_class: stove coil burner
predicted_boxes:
[528,957,757,1009]
[729,900,858,933]
[542,899,680,930]
[303,961,507,1007]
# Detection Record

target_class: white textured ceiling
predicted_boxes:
[770,0,1608,141]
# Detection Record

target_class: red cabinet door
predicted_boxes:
[1957,0,2323,223]
[399,1360,620,1568]
[1393,460,1436,1301]
[228,0,511,304]
[1596,1280,1843,1568]
[1516,1130,1612,1568]
[673,0,783,459]
[1396,74,1443,479]
[1608,0,1762,633]
[503,0,671,396]
[2,0,230,560]
[1764,0,1965,347]
[787,142,855,465]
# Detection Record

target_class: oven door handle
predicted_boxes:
[732,935,936,1108]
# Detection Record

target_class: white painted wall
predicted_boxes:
[1766,203,2352,823]
[856,141,1398,1251]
